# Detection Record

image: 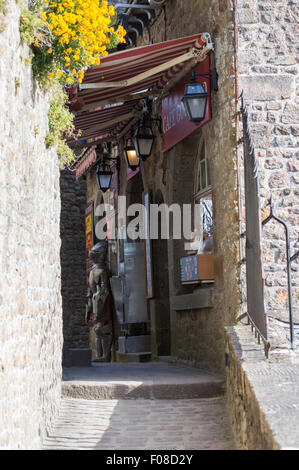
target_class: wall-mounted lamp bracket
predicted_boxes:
[191,68,218,92]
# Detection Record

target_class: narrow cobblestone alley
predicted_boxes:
[42,363,236,450]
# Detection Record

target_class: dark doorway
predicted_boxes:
[152,190,171,356]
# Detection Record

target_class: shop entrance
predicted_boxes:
[110,171,151,361]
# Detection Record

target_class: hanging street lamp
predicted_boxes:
[182,66,218,125]
[95,146,120,193]
[133,119,155,162]
[96,160,113,193]
[124,137,140,171]
[182,81,209,125]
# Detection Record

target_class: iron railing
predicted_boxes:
[262,199,299,350]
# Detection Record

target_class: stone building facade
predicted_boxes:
[144,0,240,372]
[74,0,240,373]
[0,2,63,449]
[72,0,298,375]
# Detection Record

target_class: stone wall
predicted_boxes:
[237,0,299,335]
[60,170,88,355]
[225,326,279,449]
[0,2,62,449]
[225,325,299,449]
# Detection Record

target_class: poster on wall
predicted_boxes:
[127,166,140,181]
[143,192,154,299]
[85,202,94,283]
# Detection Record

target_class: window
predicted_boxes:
[193,140,213,253]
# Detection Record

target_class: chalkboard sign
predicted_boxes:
[180,255,199,283]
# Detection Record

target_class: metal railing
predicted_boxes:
[262,199,299,350]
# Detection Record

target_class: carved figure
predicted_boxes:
[88,241,113,362]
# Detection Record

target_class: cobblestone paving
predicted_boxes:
[42,397,236,450]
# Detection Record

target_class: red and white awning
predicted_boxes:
[71,33,212,176]
[73,101,143,142]
[78,33,211,112]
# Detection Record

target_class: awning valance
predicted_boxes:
[75,146,97,179]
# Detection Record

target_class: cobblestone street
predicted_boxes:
[42,363,236,450]
[43,397,236,450]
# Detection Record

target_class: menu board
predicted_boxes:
[180,255,199,283]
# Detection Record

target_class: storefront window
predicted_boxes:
[193,141,213,253]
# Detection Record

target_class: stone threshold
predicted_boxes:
[61,362,225,400]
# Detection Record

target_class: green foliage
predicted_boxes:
[56,140,75,168]
[19,6,78,168]
[19,7,43,45]
[31,47,56,86]
[0,0,7,15]
[45,82,77,168]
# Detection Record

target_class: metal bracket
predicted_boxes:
[201,32,214,51]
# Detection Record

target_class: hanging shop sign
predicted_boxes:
[85,202,94,252]
[162,56,211,153]
[111,163,119,213]
[126,166,140,181]
[85,202,94,284]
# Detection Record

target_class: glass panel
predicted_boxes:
[187,97,206,121]
[100,174,112,189]
[200,198,213,236]
[126,149,139,167]
[186,83,205,95]
[138,138,153,156]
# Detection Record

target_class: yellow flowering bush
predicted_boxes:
[19,0,126,168]
[20,0,126,85]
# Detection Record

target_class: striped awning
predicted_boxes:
[78,33,210,111]
[71,33,212,175]
[73,101,143,142]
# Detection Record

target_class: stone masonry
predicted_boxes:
[0,2,63,449]
[60,169,88,358]
[225,325,299,449]
[237,0,299,332]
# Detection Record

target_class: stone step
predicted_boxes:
[116,351,152,363]
[62,362,226,400]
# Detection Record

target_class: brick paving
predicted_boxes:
[42,397,236,450]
